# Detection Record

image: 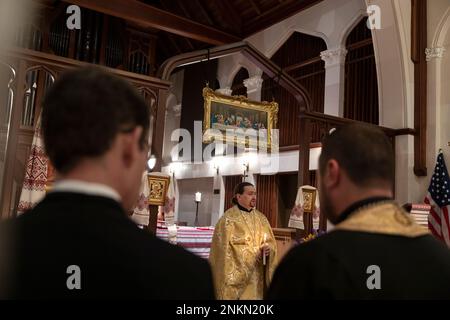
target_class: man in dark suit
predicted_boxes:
[267,124,450,299]
[0,67,215,299]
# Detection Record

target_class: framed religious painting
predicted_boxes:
[202,87,278,150]
[301,186,317,213]
[147,174,170,206]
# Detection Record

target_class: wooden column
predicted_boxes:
[147,205,158,235]
[298,115,311,188]
[411,0,427,176]
[297,114,312,239]
[146,87,169,235]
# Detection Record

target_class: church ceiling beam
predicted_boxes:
[248,0,262,15]
[62,0,241,45]
[243,0,323,36]
[213,0,242,32]
[192,0,215,26]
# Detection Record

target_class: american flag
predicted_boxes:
[424,151,450,246]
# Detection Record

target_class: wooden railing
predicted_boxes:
[0,47,171,219]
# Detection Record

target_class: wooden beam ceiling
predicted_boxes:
[243,0,323,36]
[248,0,262,15]
[192,0,214,26]
[62,0,241,45]
[215,0,242,31]
[176,0,193,20]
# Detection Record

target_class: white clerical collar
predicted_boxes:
[50,179,121,202]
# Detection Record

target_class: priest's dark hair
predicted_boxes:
[318,123,395,188]
[41,66,149,174]
[232,182,254,205]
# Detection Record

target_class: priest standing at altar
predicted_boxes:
[209,182,277,300]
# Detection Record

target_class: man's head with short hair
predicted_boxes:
[232,182,256,210]
[42,67,150,210]
[318,124,395,223]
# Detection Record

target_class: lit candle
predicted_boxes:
[195,192,202,202]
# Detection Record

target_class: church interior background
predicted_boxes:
[0,0,449,261]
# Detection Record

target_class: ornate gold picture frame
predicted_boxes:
[202,87,278,149]
[301,186,317,214]
[147,174,170,206]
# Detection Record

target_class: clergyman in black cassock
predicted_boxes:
[0,67,215,299]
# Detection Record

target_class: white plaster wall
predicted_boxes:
[435,4,450,176]
[162,147,321,180]
[430,1,450,162]
[177,178,214,226]
[246,0,368,55]
[388,0,418,205]
[217,53,263,89]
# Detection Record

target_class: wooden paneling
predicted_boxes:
[273,227,296,263]
[411,0,427,176]
[256,174,278,227]
[224,175,243,212]
[178,59,218,162]
[261,32,326,147]
[343,18,379,125]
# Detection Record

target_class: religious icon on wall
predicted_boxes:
[301,187,316,213]
[147,174,170,206]
[288,185,320,230]
[202,87,278,149]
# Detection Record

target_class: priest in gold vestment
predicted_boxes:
[209,182,277,300]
